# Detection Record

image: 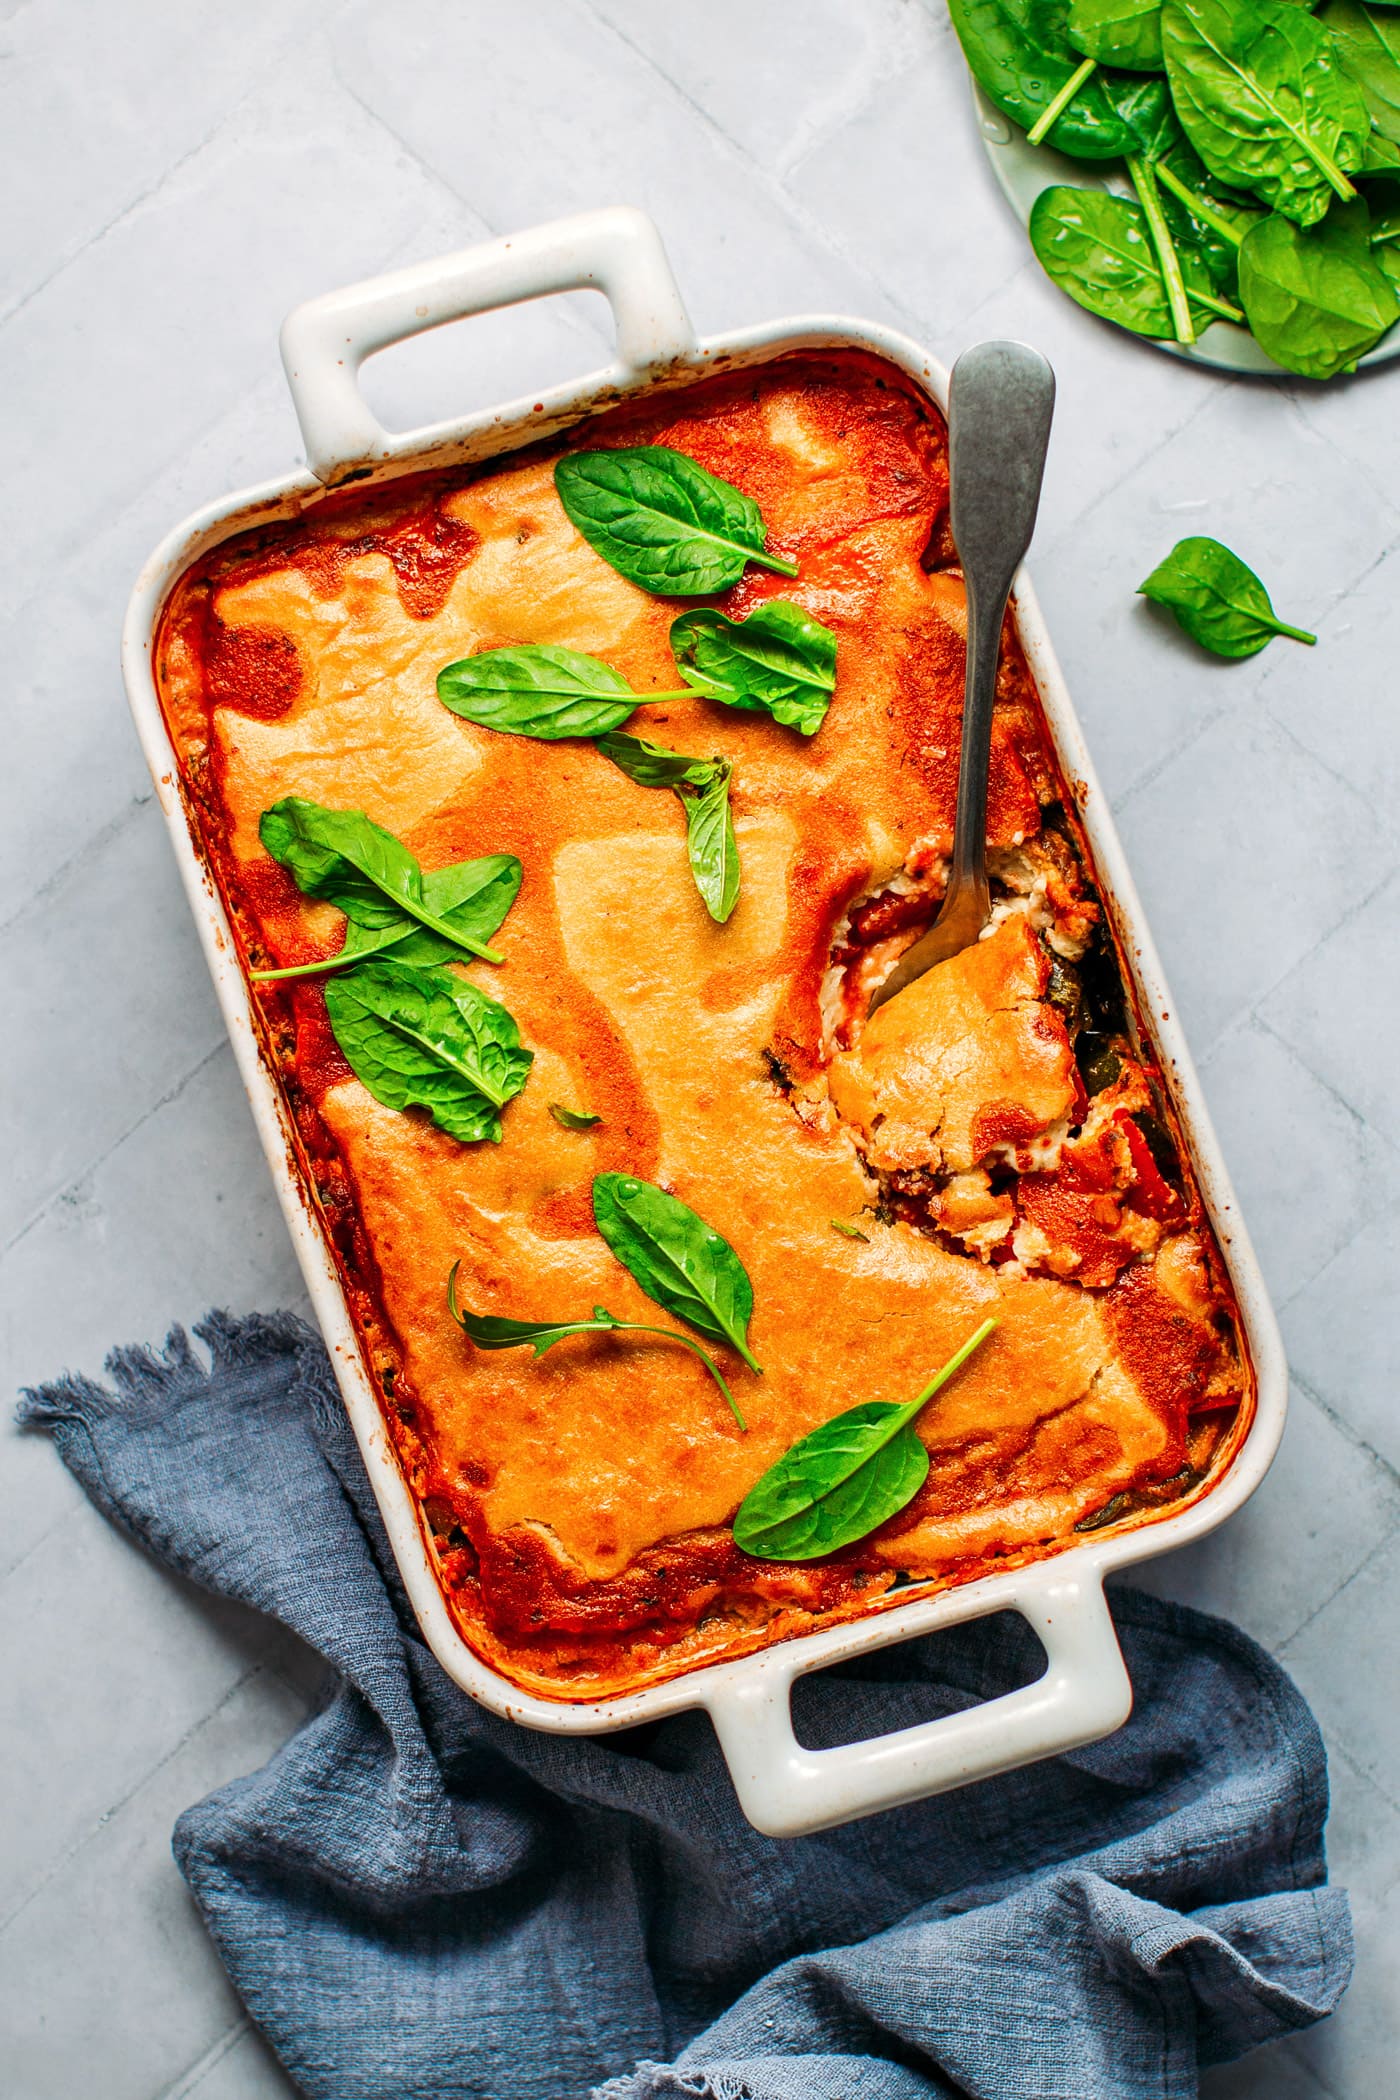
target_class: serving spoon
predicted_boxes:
[867,339,1056,1016]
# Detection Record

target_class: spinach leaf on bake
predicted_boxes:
[437,642,657,740]
[553,445,798,596]
[596,733,743,924]
[733,1319,997,1561]
[256,799,514,970]
[678,762,740,924]
[254,836,521,982]
[323,960,532,1145]
[592,1174,763,1373]
[447,1268,748,1429]
[669,600,837,735]
[548,1103,603,1130]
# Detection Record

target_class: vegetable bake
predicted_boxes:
[154,350,1252,1700]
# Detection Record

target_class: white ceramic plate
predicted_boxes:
[973,84,1400,378]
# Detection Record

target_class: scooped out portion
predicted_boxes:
[828,914,1079,1176]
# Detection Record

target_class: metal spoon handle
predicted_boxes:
[947,339,1056,906]
[867,341,1055,1014]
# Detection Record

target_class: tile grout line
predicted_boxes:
[0,1661,273,1941]
[1276,1522,1400,1694]
[1,1040,231,1263]
[0,2,359,337]
[1251,1009,1400,1162]
[1287,1369,1400,1499]
[0,791,154,943]
[156,2015,254,2100]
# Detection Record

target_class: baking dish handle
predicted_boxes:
[704,1567,1132,1838]
[280,205,697,483]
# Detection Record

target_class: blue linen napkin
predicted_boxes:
[20,1311,1350,2100]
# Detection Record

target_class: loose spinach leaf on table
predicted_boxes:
[254,847,521,981]
[437,643,650,740]
[323,960,532,1145]
[1068,0,1166,72]
[447,1270,747,1428]
[669,600,838,735]
[733,1319,997,1561]
[1029,184,1238,334]
[592,1173,762,1372]
[1238,195,1400,373]
[1138,536,1317,655]
[257,798,511,968]
[949,0,1139,155]
[597,733,742,922]
[553,446,798,597]
[1320,0,1400,148]
[1162,0,1370,225]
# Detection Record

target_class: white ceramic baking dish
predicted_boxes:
[122,206,1286,1839]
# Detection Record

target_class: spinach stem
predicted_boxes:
[251,935,504,980]
[1027,55,1097,147]
[892,1317,999,1431]
[1128,154,1196,346]
[1267,618,1317,647]
[751,548,800,578]
[447,1261,749,1430]
[1153,161,1245,248]
[620,1323,749,1429]
[1306,145,1358,206]
[1189,288,1246,325]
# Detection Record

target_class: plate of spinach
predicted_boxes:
[954,0,1400,379]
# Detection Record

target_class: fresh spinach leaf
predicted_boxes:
[257,798,509,966]
[549,1103,603,1129]
[596,734,742,921]
[1154,149,1259,295]
[437,643,655,741]
[1162,0,1369,225]
[669,600,838,734]
[1068,0,1166,71]
[553,446,798,597]
[1238,195,1399,373]
[949,0,1139,156]
[595,729,718,789]
[1029,185,1241,334]
[678,763,740,924]
[733,1318,997,1561]
[1320,0,1400,147]
[253,851,521,982]
[1374,185,1400,286]
[323,960,532,1144]
[1138,536,1317,654]
[447,1270,747,1429]
[592,1174,762,1372]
